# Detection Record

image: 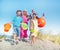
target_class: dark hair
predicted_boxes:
[33,13,37,15]
[33,13,39,19]
[36,16,39,19]
[16,10,22,14]
[16,10,22,16]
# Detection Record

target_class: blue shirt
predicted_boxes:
[13,16,22,27]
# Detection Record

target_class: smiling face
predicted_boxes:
[17,12,22,16]
[23,10,27,16]
[16,10,22,16]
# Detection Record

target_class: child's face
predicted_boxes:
[23,11,27,16]
[17,12,22,16]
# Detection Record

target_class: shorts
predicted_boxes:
[13,27,20,37]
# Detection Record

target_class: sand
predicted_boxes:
[0,39,60,50]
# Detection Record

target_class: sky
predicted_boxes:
[0,0,60,35]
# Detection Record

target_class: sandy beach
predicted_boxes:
[0,39,60,50]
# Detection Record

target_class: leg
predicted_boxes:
[31,35,36,46]
[31,36,34,44]
[13,33,18,42]
[20,27,23,41]
[13,27,19,44]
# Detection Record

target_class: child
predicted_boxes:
[30,13,38,45]
[9,10,22,44]
[20,10,28,41]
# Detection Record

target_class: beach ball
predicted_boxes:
[4,23,11,32]
[38,17,46,27]
[21,22,28,30]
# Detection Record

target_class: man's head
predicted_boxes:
[32,10,35,14]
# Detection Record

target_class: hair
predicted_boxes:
[33,13,39,19]
[16,10,22,16]
[32,10,34,12]
[23,10,28,17]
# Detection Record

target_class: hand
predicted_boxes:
[8,22,12,24]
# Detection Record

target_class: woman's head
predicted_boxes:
[16,10,22,16]
[33,13,37,19]
[33,13,39,19]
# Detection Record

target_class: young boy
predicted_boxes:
[9,10,22,45]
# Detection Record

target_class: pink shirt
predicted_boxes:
[22,15,27,23]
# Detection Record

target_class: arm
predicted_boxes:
[29,20,34,33]
[8,22,13,24]
[30,20,34,30]
[27,15,32,21]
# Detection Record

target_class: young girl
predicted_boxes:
[20,10,28,41]
[30,13,38,45]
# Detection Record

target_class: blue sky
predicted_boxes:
[0,0,60,35]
